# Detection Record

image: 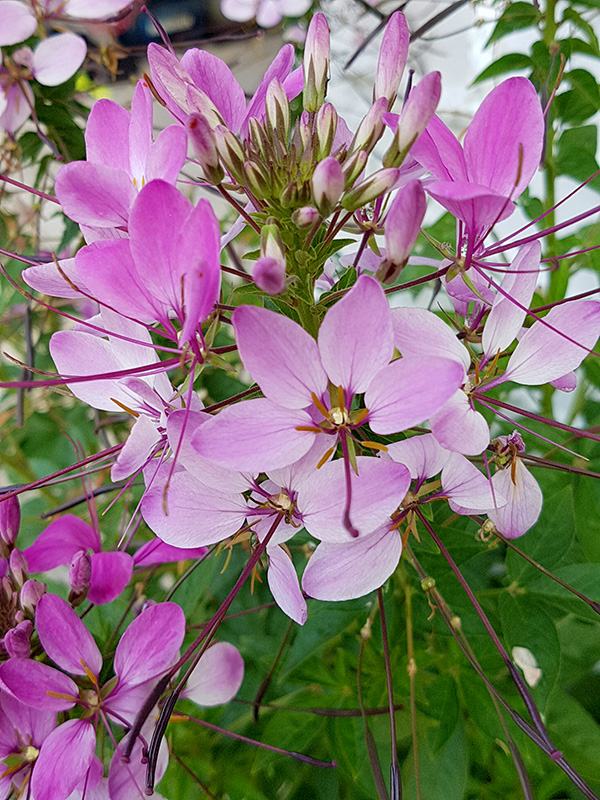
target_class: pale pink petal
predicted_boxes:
[241,44,296,138]
[55,162,136,227]
[88,552,133,605]
[375,11,408,104]
[191,398,315,471]
[147,42,190,122]
[386,433,450,480]
[551,371,577,392]
[114,602,185,687]
[299,458,410,542]
[302,525,401,601]
[110,415,161,481]
[180,48,246,133]
[142,470,248,548]
[482,241,541,358]
[318,275,394,396]
[32,33,86,86]
[23,257,90,299]
[487,460,542,538]
[426,180,513,235]
[0,659,78,711]
[32,720,95,800]
[442,452,503,512]
[128,79,152,183]
[63,0,133,18]
[0,80,33,134]
[36,593,102,677]
[366,357,464,434]
[503,300,600,385]
[391,306,470,372]
[145,124,187,183]
[430,389,490,455]
[410,114,467,183]
[85,98,130,171]
[24,514,101,571]
[266,545,307,624]
[0,1,37,46]
[220,0,257,22]
[108,721,168,800]
[464,77,544,201]
[232,306,327,408]
[256,0,282,26]
[182,642,244,706]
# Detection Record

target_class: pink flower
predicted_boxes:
[220,0,312,28]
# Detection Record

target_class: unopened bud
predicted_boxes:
[68,549,92,606]
[376,180,426,283]
[303,13,330,112]
[253,257,287,295]
[0,496,20,548]
[214,125,246,185]
[315,103,338,159]
[348,97,388,157]
[4,619,32,659]
[341,168,400,212]
[9,549,28,587]
[312,157,345,217]
[244,160,272,199]
[280,179,300,209]
[187,84,225,130]
[341,150,368,187]
[383,72,441,168]
[265,77,290,144]
[374,11,409,108]
[186,113,224,185]
[292,206,320,228]
[298,111,313,152]
[19,579,46,616]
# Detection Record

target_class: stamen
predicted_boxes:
[337,385,345,411]
[360,440,388,452]
[316,445,336,469]
[352,407,370,426]
[311,391,329,418]
[109,398,140,418]
[295,425,323,433]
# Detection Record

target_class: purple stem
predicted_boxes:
[340,430,359,537]
[377,587,401,799]
[0,174,60,204]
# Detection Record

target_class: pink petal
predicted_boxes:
[145,124,187,183]
[391,306,470,372]
[366,357,464,434]
[487,460,542,538]
[32,33,86,86]
[133,539,208,567]
[426,180,513,235]
[430,389,490,455]
[266,545,307,624]
[386,433,450,480]
[32,720,95,800]
[302,525,401,601]
[318,275,394,396]
[299,458,410,542]
[85,98,131,172]
[114,602,185,688]
[110,415,161,482]
[88,552,133,605]
[0,2,37,46]
[24,514,101,572]
[182,642,244,705]
[464,77,544,201]
[232,306,327,408]
[142,469,248,548]
[147,42,190,122]
[503,300,600,385]
[442,452,503,512]
[63,0,133,18]
[0,80,33,134]
[128,79,153,184]
[191,398,315,471]
[240,44,296,138]
[375,11,409,104]
[180,48,246,133]
[551,371,577,392]
[23,257,89,299]
[482,241,541,358]
[410,114,467,183]
[36,593,102,677]
[108,721,168,800]
[55,162,136,228]
[0,659,78,711]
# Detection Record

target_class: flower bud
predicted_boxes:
[253,257,287,295]
[69,549,92,606]
[303,13,330,112]
[312,157,345,217]
[375,11,409,107]
[341,150,368,187]
[9,549,28,587]
[292,205,320,228]
[19,579,46,616]
[244,160,272,200]
[341,168,400,213]
[348,97,388,157]
[265,77,290,144]
[187,84,225,130]
[4,619,32,659]
[315,103,338,160]
[383,72,441,168]
[186,113,224,185]
[376,180,426,283]
[214,125,246,185]
[0,496,20,548]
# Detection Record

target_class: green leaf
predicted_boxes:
[403,723,468,800]
[562,7,600,54]
[423,674,460,752]
[546,693,600,790]
[556,69,600,125]
[573,476,600,561]
[486,3,542,46]
[473,53,532,84]
[556,126,600,189]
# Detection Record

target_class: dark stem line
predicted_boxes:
[378,587,401,800]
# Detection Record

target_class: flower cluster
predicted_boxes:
[2,6,600,799]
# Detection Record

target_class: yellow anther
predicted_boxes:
[360,440,388,452]
[110,398,140,418]
[311,392,329,418]
[352,407,370,426]
[337,385,345,411]
[316,445,336,469]
[295,425,323,433]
